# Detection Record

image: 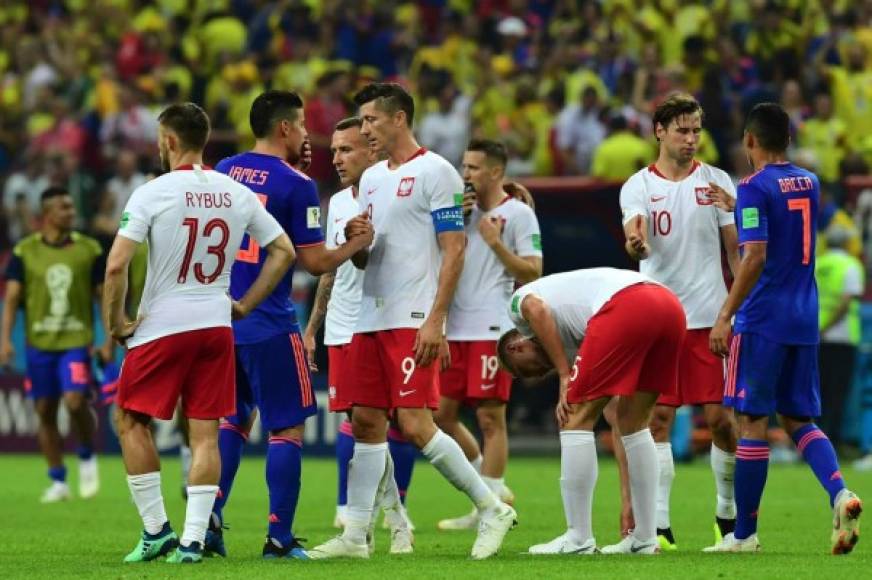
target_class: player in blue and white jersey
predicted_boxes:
[708,103,862,555]
[209,91,373,559]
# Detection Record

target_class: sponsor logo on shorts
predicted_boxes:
[489,326,501,332]
[481,383,496,390]
[399,389,416,397]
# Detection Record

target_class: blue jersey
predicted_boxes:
[734,162,819,345]
[216,152,324,344]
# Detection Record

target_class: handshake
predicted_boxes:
[344,212,375,249]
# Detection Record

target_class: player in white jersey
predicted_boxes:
[618,93,740,551]
[303,117,415,545]
[103,103,295,564]
[499,269,687,555]
[309,83,516,561]
[435,139,542,531]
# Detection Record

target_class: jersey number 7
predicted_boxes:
[787,198,811,265]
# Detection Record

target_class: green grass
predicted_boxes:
[1,454,870,579]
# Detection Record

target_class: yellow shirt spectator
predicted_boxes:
[591,128,654,182]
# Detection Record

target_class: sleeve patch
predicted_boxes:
[453,192,464,206]
[531,233,542,250]
[741,207,759,229]
[511,294,521,314]
[119,211,131,229]
[307,206,321,228]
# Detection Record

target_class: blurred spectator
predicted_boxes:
[590,114,653,182]
[555,86,605,175]
[799,91,848,185]
[99,86,159,159]
[3,152,48,226]
[816,225,865,448]
[103,150,146,223]
[304,70,352,186]
[418,81,471,170]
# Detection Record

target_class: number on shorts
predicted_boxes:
[401,357,416,385]
[480,354,499,380]
[569,356,581,382]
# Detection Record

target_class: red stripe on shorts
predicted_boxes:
[290,334,314,407]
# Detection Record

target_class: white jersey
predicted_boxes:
[324,186,364,345]
[356,148,464,332]
[447,197,542,340]
[619,161,735,329]
[508,268,655,364]
[118,165,283,348]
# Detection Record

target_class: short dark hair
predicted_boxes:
[353,83,415,126]
[466,138,508,167]
[744,102,790,152]
[157,103,210,151]
[334,116,363,132]
[249,90,304,138]
[40,186,69,206]
[652,93,703,135]
[496,329,522,375]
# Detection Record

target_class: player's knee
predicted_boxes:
[62,392,86,414]
[648,407,674,440]
[476,406,506,438]
[351,414,383,442]
[34,399,58,424]
[397,413,436,448]
[708,413,737,443]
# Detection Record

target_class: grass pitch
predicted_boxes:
[1,453,870,579]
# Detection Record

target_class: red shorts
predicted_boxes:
[327,344,353,413]
[657,328,726,407]
[116,327,235,420]
[441,340,512,404]
[567,283,686,403]
[343,329,440,410]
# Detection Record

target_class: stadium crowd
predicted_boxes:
[2,0,872,250]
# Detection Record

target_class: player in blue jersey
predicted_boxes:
[209,91,374,559]
[708,103,862,554]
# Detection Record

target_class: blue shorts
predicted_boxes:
[724,332,820,418]
[25,346,92,400]
[227,331,317,432]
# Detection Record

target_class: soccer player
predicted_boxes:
[302,117,417,534]
[0,186,111,502]
[618,93,739,549]
[309,83,516,561]
[707,102,862,554]
[105,103,295,563]
[499,268,686,555]
[208,92,374,560]
[435,139,542,530]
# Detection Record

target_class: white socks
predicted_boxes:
[710,444,737,519]
[655,442,674,529]
[482,476,505,495]
[559,430,597,544]
[182,485,218,547]
[624,429,659,542]
[379,448,402,512]
[422,429,497,512]
[127,472,168,535]
[344,442,388,544]
[471,455,483,473]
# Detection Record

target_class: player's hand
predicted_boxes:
[707,182,735,211]
[110,316,143,345]
[620,504,636,538]
[231,300,251,320]
[478,216,503,247]
[413,317,443,367]
[97,342,115,365]
[346,216,374,248]
[295,137,312,172]
[303,329,318,372]
[709,317,732,358]
[555,373,572,428]
[462,187,476,217]
[438,339,451,371]
[0,341,14,369]
[627,215,650,260]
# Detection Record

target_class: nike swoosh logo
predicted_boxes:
[367,188,377,196]
[650,196,666,202]
[481,384,496,390]
[630,543,656,553]
[399,389,416,397]
[334,218,343,223]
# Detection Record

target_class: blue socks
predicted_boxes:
[76,445,93,461]
[734,439,769,539]
[388,427,417,504]
[266,435,303,546]
[48,465,67,483]
[792,423,846,506]
[336,421,355,507]
[214,422,247,522]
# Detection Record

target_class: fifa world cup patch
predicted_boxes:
[307,206,321,228]
[741,207,759,228]
[532,233,542,250]
[511,295,521,314]
[397,177,415,197]
[119,211,130,229]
